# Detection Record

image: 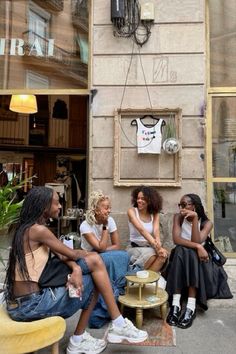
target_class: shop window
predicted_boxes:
[26,71,49,89]
[209,0,236,87]
[0,0,89,89]
[207,0,236,255]
[29,95,49,146]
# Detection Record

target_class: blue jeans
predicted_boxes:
[88,250,129,328]
[7,258,94,321]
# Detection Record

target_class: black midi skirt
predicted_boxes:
[165,245,233,310]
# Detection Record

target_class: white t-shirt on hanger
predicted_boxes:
[136,118,163,154]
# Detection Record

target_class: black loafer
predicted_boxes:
[166,305,181,326]
[177,308,196,329]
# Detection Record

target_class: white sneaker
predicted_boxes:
[66,331,107,354]
[107,318,148,343]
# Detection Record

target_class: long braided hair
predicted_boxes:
[185,193,209,228]
[4,186,53,300]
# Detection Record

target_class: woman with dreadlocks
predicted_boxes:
[166,193,232,330]
[4,186,148,354]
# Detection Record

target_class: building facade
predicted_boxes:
[0,0,236,277]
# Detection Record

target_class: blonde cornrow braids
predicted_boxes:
[85,190,110,225]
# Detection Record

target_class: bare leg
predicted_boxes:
[188,287,197,298]
[144,255,166,272]
[74,291,99,335]
[84,253,121,320]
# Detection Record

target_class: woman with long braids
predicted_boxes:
[4,187,148,354]
[166,193,232,329]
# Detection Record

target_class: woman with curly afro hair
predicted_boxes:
[127,186,168,282]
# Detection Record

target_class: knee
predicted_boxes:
[159,254,168,265]
[85,252,104,269]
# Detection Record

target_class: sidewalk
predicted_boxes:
[36,296,236,354]
[4,259,236,354]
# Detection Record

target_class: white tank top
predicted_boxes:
[136,118,163,154]
[181,219,201,241]
[128,208,153,245]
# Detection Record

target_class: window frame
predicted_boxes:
[206,0,236,256]
[113,108,182,187]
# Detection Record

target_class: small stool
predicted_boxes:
[0,305,66,354]
[118,270,168,328]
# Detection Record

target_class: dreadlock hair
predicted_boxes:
[4,186,54,300]
[85,190,110,225]
[185,193,209,228]
[131,186,162,214]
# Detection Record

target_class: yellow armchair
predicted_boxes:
[0,305,66,354]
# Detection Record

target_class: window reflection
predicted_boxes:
[209,0,236,87]
[0,0,88,89]
[212,97,236,178]
[214,183,236,252]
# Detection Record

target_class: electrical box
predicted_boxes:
[111,0,125,22]
[140,2,155,21]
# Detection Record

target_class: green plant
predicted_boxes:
[0,176,36,265]
[0,182,23,230]
[162,120,177,140]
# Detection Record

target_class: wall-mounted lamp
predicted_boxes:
[9,95,38,114]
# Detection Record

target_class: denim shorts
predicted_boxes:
[7,258,94,321]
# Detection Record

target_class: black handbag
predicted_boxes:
[38,253,71,288]
[204,236,226,266]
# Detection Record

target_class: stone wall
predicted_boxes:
[90,0,206,244]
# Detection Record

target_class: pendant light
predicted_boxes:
[9,95,38,114]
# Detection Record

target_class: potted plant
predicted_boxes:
[0,176,36,295]
[162,120,181,154]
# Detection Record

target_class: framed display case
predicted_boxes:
[114,108,182,187]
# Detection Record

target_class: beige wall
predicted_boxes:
[90,0,206,245]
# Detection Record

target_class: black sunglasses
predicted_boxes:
[178,202,193,208]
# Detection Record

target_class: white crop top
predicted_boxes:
[128,208,153,245]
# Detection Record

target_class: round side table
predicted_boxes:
[118,270,168,328]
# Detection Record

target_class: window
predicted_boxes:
[28,1,51,55]
[0,0,89,89]
[209,0,236,87]
[26,71,49,89]
[207,0,236,254]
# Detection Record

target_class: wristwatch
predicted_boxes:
[102,225,108,230]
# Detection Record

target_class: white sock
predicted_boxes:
[172,294,181,310]
[72,333,84,343]
[158,275,167,290]
[112,315,126,327]
[186,297,196,312]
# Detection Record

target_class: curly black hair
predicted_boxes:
[131,186,162,214]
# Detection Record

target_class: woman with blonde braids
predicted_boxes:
[80,190,121,252]
[80,190,130,328]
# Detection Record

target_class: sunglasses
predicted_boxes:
[178,202,193,208]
